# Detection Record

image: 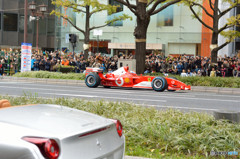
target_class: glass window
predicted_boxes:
[4,13,18,31]
[108,0,123,26]
[19,15,33,33]
[156,5,174,27]
[47,18,55,36]
[0,13,1,30]
[37,18,47,35]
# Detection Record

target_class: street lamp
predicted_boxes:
[28,1,47,51]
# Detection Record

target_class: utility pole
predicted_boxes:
[24,0,28,43]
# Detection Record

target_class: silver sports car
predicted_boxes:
[0,103,125,159]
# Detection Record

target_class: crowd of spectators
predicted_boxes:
[0,50,240,77]
[144,53,240,77]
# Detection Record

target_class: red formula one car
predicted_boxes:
[85,67,191,92]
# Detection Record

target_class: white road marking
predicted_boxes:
[136,104,218,111]
[43,93,98,98]
[0,94,213,112]
[0,85,195,98]
[0,84,240,103]
[0,94,218,112]
[1,81,240,97]
[41,93,167,103]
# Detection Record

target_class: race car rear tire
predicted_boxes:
[168,77,178,92]
[85,73,101,88]
[152,77,167,92]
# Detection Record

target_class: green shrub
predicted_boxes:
[2,96,240,158]
[58,65,75,73]
[14,71,85,80]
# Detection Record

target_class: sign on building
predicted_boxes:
[21,43,32,72]
[93,29,103,36]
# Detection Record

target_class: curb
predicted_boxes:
[1,76,240,95]
[125,156,150,159]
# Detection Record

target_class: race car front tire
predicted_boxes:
[152,77,167,92]
[85,73,101,88]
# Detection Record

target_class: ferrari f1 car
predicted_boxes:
[85,67,191,92]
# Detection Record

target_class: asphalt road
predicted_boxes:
[0,81,240,113]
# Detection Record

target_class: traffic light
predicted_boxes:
[69,34,77,43]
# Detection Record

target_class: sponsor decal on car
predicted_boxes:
[115,77,124,86]
[124,78,130,83]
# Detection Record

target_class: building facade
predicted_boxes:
[0,0,55,52]
[56,0,239,57]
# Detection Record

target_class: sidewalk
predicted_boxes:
[1,76,240,95]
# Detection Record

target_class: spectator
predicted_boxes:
[62,59,69,66]
[186,69,193,77]
[210,68,216,77]
[177,62,183,74]
[233,67,238,77]
[180,69,187,77]
[197,70,202,76]
[45,59,51,71]
[192,71,197,77]
[220,64,226,77]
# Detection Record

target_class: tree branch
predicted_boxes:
[208,0,214,11]
[61,15,85,34]
[114,0,137,10]
[189,5,213,31]
[90,8,105,17]
[150,0,181,15]
[147,0,166,15]
[218,24,235,33]
[90,24,110,31]
[126,0,137,14]
[191,2,214,18]
[147,0,155,7]
[219,6,234,18]
[115,0,140,19]
[69,7,86,13]
[216,41,231,51]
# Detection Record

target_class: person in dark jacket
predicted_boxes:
[177,62,184,74]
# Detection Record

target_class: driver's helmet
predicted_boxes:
[123,66,129,72]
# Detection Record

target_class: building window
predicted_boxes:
[108,0,123,26]
[19,15,33,33]
[4,13,18,31]
[0,13,1,30]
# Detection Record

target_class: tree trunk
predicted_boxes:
[84,5,90,60]
[211,0,219,63]
[134,2,150,74]
[211,32,218,63]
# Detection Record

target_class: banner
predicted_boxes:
[21,43,32,72]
